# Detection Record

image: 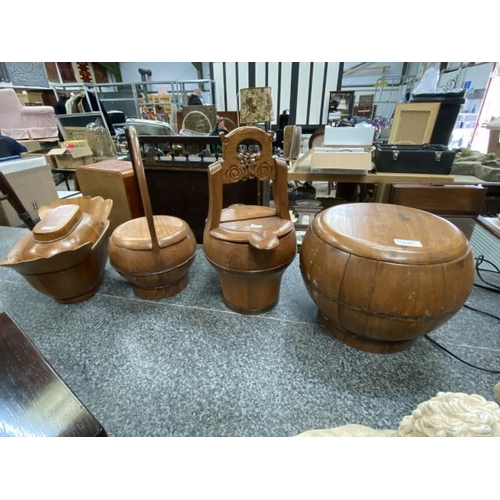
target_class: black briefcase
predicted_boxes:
[374,144,456,175]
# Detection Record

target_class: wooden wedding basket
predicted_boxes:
[108,126,196,299]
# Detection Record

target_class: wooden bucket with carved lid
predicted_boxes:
[203,126,296,314]
[0,196,112,303]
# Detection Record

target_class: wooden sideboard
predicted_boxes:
[139,135,269,243]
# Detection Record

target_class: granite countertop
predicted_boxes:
[0,225,499,437]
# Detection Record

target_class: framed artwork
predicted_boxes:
[388,102,440,144]
[328,91,354,122]
[240,87,273,125]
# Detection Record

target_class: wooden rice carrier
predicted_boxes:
[300,203,475,353]
[0,196,112,303]
[203,126,296,314]
[108,126,196,299]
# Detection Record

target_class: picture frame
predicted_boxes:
[388,102,441,145]
[328,91,355,122]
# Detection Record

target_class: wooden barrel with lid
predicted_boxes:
[0,197,112,304]
[203,126,297,314]
[109,215,196,299]
[108,125,196,300]
[204,203,297,314]
[300,203,475,353]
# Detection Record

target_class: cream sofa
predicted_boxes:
[0,88,58,140]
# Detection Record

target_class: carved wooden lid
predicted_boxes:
[210,205,294,249]
[0,197,112,266]
[33,205,82,243]
[110,215,191,250]
[311,203,470,264]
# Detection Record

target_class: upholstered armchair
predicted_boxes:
[0,88,58,140]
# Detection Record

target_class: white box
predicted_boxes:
[323,126,376,147]
[0,156,58,227]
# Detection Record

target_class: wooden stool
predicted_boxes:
[300,203,475,353]
[203,126,296,314]
[108,126,196,300]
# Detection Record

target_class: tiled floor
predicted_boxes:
[1,219,499,437]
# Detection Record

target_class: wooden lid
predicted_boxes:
[33,205,83,243]
[111,215,190,250]
[220,204,276,222]
[312,203,470,264]
[211,216,294,249]
[212,205,293,249]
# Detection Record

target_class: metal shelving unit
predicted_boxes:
[51,79,216,122]
[372,74,418,119]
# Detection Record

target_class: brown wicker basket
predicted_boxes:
[179,110,213,155]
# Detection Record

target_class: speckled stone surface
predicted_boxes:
[1,225,499,436]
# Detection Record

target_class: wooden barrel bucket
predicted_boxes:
[204,213,297,314]
[108,125,196,300]
[300,203,475,353]
[109,216,196,299]
[0,197,112,304]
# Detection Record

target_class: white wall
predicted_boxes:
[212,62,341,125]
[119,62,198,86]
[117,61,495,123]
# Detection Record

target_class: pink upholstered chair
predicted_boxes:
[0,88,58,140]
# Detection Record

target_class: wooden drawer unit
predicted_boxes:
[76,160,143,233]
[388,183,488,216]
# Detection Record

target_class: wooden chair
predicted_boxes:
[203,126,297,314]
[0,171,37,229]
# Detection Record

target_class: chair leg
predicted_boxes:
[0,172,38,229]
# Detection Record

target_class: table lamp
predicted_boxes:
[239,87,273,130]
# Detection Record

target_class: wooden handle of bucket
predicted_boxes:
[126,126,160,252]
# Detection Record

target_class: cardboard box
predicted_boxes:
[295,147,372,174]
[47,146,94,170]
[0,156,58,227]
[21,151,58,169]
[310,147,372,174]
[293,125,376,174]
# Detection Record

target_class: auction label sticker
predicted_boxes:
[394,238,423,248]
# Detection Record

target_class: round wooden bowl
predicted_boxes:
[300,203,475,353]
[108,215,196,299]
[0,197,112,303]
